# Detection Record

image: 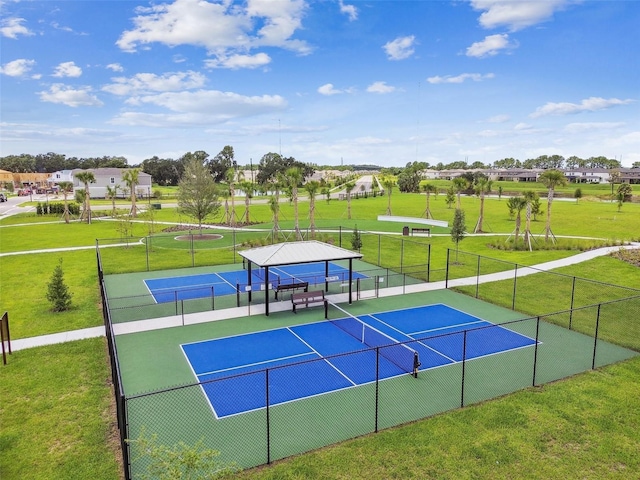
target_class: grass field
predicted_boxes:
[1,187,639,480]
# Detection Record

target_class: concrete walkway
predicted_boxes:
[8,243,639,352]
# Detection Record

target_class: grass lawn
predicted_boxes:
[0,190,639,480]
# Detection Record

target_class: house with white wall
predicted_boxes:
[64,168,152,198]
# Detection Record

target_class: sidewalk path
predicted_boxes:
[8,243,639,352]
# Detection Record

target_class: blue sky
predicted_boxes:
[1,0,638,167]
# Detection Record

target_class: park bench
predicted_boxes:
[275,281,309,300]
[411,227,431,237]
[291,290,328,318]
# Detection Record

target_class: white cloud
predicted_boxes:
[318,83,343,95]
[52,61,83,78]
[0,59,36,77]
[366,81,396,94]
[487,114,510,123]
[470,0,572,32]
[530,97,635,118]
[38,84,104,107]
[339,0,358,21]
[383,35,416,60]
[106,63,124,72]
[466,34,516,57]
[1,17,34,39]
[204,52,271,69]
[563,122,625,134]
[129,90,286,114]
[110,90,287,126]
[102,71,207,96]
[117,0,310,66]
[427,73,494,84]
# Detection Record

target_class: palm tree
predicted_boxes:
[286,167,303,241]
[224,167,238,227]
[220,186,231,226]
[269,194,280,241]
[473,178,492,233]
[506,196,527,245]
[57,181,74,224]
[344,182,356,220]
[452,177,468,209]
[381,176,395,215]
[105,185,119,216]
[304,180,321,238]
[121,168,140,218]
[74,170,95,224]
[421,183,436,219]
[538,169,567,242]
[522,190,538,251]
[238,179,254,225]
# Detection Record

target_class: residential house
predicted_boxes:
[68,168,152,198]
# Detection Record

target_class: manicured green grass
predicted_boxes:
[1,190,639,480]
[0,338,121,480]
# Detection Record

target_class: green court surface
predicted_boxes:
[114,287,637,472]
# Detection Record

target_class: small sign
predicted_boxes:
[379,277,385,283]
[244,286,252,292]
[326,275,339,282]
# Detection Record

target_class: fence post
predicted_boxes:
[532,316,541,387]
[145,236,150,272]
[211,286,215,311]
[190,232,195,267]
[475,255,481,298]
[460,330,467,408]
[426,244,431,283]
[592,304,601,370]
[339,226,342,247]
[377,234,381,267]
[511,264,518,311]
[174,291,178,316]
[445,249,450,289]
[265,369,271,464]
[569,276,577,330]
[374,347,380,433]
[233,229,237,264]
[400,239,404,273]
[121,394,132,480]
[181,300,184,326]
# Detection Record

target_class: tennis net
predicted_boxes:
[328,302,420,377]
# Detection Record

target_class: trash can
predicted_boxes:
[402,226,409,236]
[151,203,162,210]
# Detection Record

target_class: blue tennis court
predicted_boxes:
[181,304,538,417]
[144,262,367,303]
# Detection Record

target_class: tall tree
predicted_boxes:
[538,169,567,242]
[105,185,119,216]
[523,190,538,251]
[450,208,466,263]
[473,177,492,233]
[74,170,95,224]
[304,180,321,239]
[209,146,236,183]
[238,179,254,225]
[344,181,356,220]
[224,167,238,227]
[177,157,221,233]
[421,183,437,219]
[57,181,74,224]
[121,168,140,218]
[381,176,395,216]
[452,177,468,209]
[286,167,303,241]
[506,196,527,245]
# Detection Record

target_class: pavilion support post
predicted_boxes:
[265,267,270,316]
[247,261,253,302]
[325,261,329,292]
[348,258,353,304]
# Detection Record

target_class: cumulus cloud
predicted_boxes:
[366,81,396,94]
[38,84,104,107]
[106,63,124,72]
[204,52,271,69]
[470,0,572,31]
[318,83,343,95]
[1,17,34,39]
[110,90,287,126]
[427,73,494,84]
[52,61,83,78]
[339,0,358,21]
[116,0,309,69]
[530,97,635,118]
[0,59,36,77]
[102,71,207,96]
[383,35,416,60]
[487,114,510,123]
[466,34,517,57]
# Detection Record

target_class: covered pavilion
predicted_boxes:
[238,241,363,316]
